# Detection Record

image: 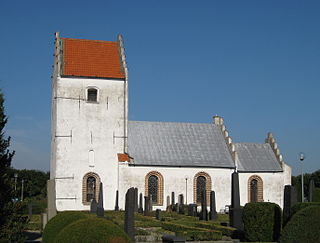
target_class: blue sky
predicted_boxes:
[0,0,319,175]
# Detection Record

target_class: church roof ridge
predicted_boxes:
[129,120,214,126]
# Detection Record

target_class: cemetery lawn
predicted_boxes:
[105,211,235,241]
[25,214,41,231]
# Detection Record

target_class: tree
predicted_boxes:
[0,90,27,242]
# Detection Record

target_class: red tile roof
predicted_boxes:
[61,38,125,79]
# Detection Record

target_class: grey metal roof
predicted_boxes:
[235,143,283,172]
[128,121,235,168]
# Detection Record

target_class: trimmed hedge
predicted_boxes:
[311,188,320,202]
[242,202,281,242]
[279,205,320,243]
[54,217,130,243]
[290,202,320,219]
[42,211,90,243]
[193,222,236,237]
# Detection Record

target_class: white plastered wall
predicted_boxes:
[52,76,126,211]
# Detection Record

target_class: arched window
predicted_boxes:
[248,175,263,202]
[196,176,206,203]
[82,172,101,205]
[193,172,212,205]
[145,171,164,206]
[87,88,98,102]
[148,175,158,203]
[86,176,96,202]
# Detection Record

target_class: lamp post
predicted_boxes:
[21,179,24,201]
[14,173,18,191]
[299,152,305,202]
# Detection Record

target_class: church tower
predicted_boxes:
[50,33,128,211]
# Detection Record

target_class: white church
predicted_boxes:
[50,33,291,213]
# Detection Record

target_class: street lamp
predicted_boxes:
[14,173,18,191]
[299,152,305,202]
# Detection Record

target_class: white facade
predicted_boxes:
[50,34,291,213]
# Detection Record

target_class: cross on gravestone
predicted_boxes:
[156,209,161,220]
[283,185,297,226]
[124,187,135,242]
[209,191,217,220]
[90,199,98,213]
[134,188,138,212]
[96,182,104,217]
[138,193,143,213]
[200,189,208,220]
[229,172,243,230]
[144,196,150,216]
[115,190,119,211]
[188,204,197,217]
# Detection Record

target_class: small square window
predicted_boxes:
[87,88,97,102]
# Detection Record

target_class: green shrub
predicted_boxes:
[290,202,320,219]
[54,217,130,243]
[42,211,90,243]
[242,202,282,242]
[279,205,320,243]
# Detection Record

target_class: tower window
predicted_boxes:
[87,88,98,102]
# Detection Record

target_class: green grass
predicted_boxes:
[25,214,41,231]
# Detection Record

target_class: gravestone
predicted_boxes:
[138,193,143,213]
[209,190,217,220]
[167,196,170,209]
[156,209,161,220]
[283,185,297,225]
[144,196,150,216]
[90,199,98,213]
[124,187,135,241]
[134,188,138,212]
[229,172,242,230]
[96,182,104,217]
[309,179,315,202]
[188,204,197,217]
[115,190,119,211]
[178,194,185,214]
[149,196,153,212]
[171,192,175,206]
[200,190,207,220]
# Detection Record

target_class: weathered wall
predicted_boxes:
[51,76,126,211]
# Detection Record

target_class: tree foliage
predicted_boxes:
[0,90,27,242]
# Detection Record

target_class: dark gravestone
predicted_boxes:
[144,196,150,216]
[200,190,207,220]
[134,188,138,212]
[149,196,153,212]
[229,172,242,230]
[188,204,197,217]
[124,187,135,241]
[138,193,143,213]
[96,182,104,217]
[309,179,315,202]
[178,194,185,214]
[28,203,32,219]
[209,190,217,220]
[283,185,297,225]
[171,192,175,206]
[90,199,98,213]
[156,209,161,220]
[115,190,119,211]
